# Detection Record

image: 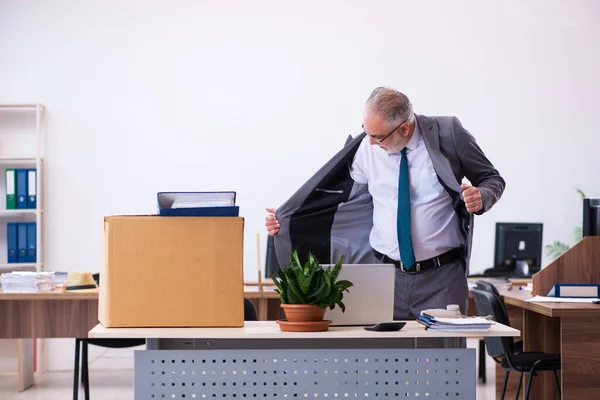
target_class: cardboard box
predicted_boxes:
[99,216,244,327]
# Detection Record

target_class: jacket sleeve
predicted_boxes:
[451,117,505,215]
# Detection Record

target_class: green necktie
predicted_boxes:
[397,147,415,269]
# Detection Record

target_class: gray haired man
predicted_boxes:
[266,87,505,320]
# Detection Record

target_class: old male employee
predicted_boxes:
[266,86,505,320]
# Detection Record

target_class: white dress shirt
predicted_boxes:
[350,121,464,262]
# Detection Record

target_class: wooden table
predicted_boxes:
[497,287,600,400]
[0,285,280,338]
[1,278,529,393]
[0,289,99,391]
[0,285,281,391]
[0,289,99,339]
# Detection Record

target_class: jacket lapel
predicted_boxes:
[417,115,463,197]
[417,115,473,265]
[274,133,369,266]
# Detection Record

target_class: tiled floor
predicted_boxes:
[0,369,134,400]
[0,339,498,399]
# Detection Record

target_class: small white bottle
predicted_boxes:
[446,304,462,318]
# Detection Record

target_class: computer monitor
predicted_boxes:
[583,198,600,237]
[492,222,543,277]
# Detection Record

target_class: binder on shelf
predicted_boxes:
[27,169,36,209]
[17,223,27,263]
[26,222,36,263]
[7,223,17,263]
[16,169,28,209]
[157,191,239,217]
[5,169,16,209]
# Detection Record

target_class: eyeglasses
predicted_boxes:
[362,121,406,144]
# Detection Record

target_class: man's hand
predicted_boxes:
[461,184,483,213]
[265,207,280,236]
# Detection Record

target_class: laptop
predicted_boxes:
[322,263,396,326]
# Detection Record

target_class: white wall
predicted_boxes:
[1,0,599,371]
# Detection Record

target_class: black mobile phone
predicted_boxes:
[363,322,406,332]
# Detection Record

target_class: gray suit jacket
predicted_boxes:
[274,114,505,274]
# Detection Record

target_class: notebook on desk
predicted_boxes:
[322,263,396,326]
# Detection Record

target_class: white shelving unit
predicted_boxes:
[0,105,46,392]
[0,104,45,272]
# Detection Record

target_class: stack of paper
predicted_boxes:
[168,192,235,209]
[525,295,599,303]
[0,271,55,293]
[417,314,493,332]
[157,191,239,217]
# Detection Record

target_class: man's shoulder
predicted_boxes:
[353,134,371,153]
[416,115,463,138]
[417,114,458,126]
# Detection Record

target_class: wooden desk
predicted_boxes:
[498,287,600,400]
[0,289,99,391]
[5,280,524,392]
[0,289,99,339]
[0,286,280,338]
[0,286,281,391]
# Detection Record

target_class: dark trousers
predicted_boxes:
[387,257,469,349]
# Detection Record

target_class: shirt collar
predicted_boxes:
[405,119,421,152]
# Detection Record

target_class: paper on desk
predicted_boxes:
[525,295,600,303]
[433,317,493,325]
[427,326,492,332]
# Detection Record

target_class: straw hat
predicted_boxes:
[62,272,98,292]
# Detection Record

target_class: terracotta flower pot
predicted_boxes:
[280,304,326,322]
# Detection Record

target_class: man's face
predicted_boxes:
[363,112,409,154]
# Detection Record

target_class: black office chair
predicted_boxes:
[244,297,258,321]
[73,336,146,400]
[474,280,501,299]
[471,288,561,400]
[73,273,146,400]
[474,281,524,350]
[73,275,259,400]
[472,280,527,383]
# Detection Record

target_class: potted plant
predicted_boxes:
[273,249,353,332]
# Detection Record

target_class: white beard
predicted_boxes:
[380,144,401,155]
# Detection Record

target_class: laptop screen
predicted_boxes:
[321,263,396,326]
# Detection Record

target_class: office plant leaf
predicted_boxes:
[272,269,288,304]
[273,249,353,312]
[544,241,570,261]
[545,188,587,261]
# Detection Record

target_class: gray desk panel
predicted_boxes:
[135,348,475,399]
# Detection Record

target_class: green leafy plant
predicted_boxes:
[544,189,586,260]
[544,241,571,261]
[272,250,353,312]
